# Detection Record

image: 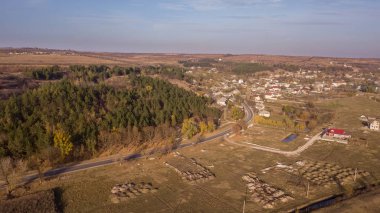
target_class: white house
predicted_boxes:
[217,97,227,106]
[369,120,379,131]
[232,89,240,95]
[264,94,277,101]
[255,103,265,111]
[258,110,271,118]
[255,96,261,102]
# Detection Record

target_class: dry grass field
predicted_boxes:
[232,126,313,151]
[0,50,379,212]
[0,54,123,65]
[317,188,380,213]
[0,90,378,212]
[0,190,59,213]
[1,50,379,68]
[1,95,378,212]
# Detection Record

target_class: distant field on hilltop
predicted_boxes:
[1,48,380,67]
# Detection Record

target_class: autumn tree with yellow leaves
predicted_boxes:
[54,128,73,159]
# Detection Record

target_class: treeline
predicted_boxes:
[28,65,64,80]
[143,65,187,80]
[281,103,329,130]
[255,103,333,132]
[254,116,306,132]
[273,64,300,72]
[179,58,218,68]
[319,66,353,72]
[230,63,272,75]
[27,65,142,82]
[27,65,192,83]
[69,65,141,83]
[181,118,215,139]
[0,76,220,161]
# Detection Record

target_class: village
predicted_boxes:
[182,62,380,140]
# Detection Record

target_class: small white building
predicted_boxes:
[264,94,277,101]
[217,97,227,106]
[255,96,261,102]
[369,120,379,131]
[232,89,240,95]
[258,110,271,118]
[255,103,265,111]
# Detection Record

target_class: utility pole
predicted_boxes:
[306,181,310,198]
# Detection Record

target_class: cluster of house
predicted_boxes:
[254,96,271,118]
[198,65,379,110]
[210,76,246,107]
[319,117,379,145]
[8,51,76,56]
[359,115,380,131]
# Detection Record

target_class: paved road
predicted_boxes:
[1,102,254,188]
[224,131,323,156]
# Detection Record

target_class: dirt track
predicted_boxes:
[224,131,323,156]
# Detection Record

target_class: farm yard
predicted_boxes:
[164,153,215,184]
[242,172,294,209]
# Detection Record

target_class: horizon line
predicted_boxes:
[1,46,380,60]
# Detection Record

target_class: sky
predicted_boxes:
[0,0,379,58]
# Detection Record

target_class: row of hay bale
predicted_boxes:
[110,182,158,203]
[164,160,215,184]
[242,172,293,209]
[291,161,371,186]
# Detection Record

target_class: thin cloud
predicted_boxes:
[221,15,263,20]
[160,0,283,11]
[280,21,345,26]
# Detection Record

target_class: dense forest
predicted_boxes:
[27,65,190,83]
[27,65,64,80]
[0,75,220,162]
[28,65,141,82]
[143,65,188,81]
[230,63,273,74]
[179,58,218,68]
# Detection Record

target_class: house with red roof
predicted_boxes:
[325,128,351,139]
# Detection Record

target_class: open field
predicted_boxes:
[1,49,380,67]
[232,125,314,151]
[7,97,380,212]
[0,54,124,65]
[0,49,379,212]
[317,187,380,213]
[1,95,379,212]
[0,189,59,213]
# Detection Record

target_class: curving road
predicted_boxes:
[1,102,254,188]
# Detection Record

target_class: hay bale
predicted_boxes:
[110,195,120,204]
[118,197,129,202]
[111,187,119,194]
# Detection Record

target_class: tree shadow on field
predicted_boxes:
[53,187,65,213]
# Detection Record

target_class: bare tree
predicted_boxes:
[13,159,28,188]
[29,156,45,184]
[0,157,13,195]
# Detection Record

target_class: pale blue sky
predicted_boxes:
[0,0,379,57]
